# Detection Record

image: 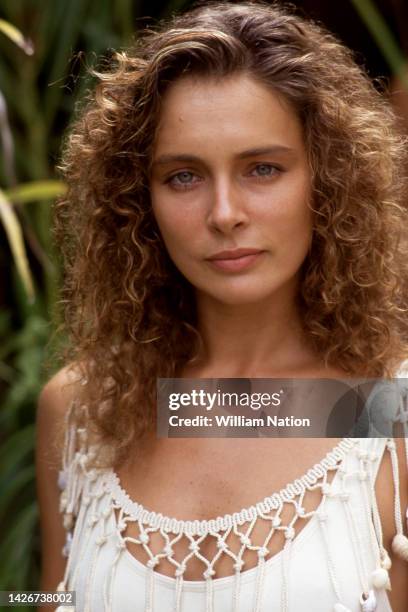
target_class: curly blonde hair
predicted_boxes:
[54,0,408,465]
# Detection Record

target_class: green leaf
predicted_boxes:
[0,188,35,303]
[350,0,408,88]
[45,0,91,127]
[0,465,35,521]
[4,180,66,204]
[0,502,38,588]
[0,425,35,478]
[0,18,33,55]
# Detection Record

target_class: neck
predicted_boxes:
[185,286,319,378]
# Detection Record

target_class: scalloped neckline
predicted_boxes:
[104,437,357,535]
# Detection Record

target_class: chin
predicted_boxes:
[196,283,285,306]
[190,266,302,306]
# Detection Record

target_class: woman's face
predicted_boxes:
[149,73,312,306]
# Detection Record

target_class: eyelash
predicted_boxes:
[164,164,282,190]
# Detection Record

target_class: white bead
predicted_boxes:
[87,469,97,482]
[203,568,215,578]
[392,533,408,561]
[139,532,149,544]
[63,513,74,530]
[59,493,67,512]
[62,532,73,557]
[58,470,67,491]
[285,526,295,540]
[371,568,391,590]
[95,535,107,547]
[79,454,89,468]
[272,516,281,527]
[360,589,377,611]
[380,550,392,570]
[87,514,99,527]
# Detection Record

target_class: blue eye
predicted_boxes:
[164,164,281,190]
[167,171,197,188]
[251,164,280,177]
[175,171,193,183]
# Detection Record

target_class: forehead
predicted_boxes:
[153,74,305,156]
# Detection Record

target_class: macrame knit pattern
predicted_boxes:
[55,380,408,612]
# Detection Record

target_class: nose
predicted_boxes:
[206,178,249,234]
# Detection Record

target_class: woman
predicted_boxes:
[36,2,408,611]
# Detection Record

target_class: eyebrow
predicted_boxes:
[152,145,296,167]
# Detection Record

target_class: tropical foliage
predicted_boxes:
[0,1,404,609]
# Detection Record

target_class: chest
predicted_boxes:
[115,437,339,518]
[112,437,341,579]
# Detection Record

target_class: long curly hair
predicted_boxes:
[54,0,408,466]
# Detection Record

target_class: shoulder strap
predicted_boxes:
[355,365,408,573]
[371,361,408,566]
[59,399,91,529]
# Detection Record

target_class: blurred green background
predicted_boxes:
[0,0,406,608]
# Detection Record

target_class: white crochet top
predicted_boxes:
[55,370,408,612]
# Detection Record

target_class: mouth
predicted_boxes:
[207,248,264,261]
[205,249,265,272]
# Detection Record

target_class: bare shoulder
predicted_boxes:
[36,363,84,465]
[376,437,408,612]
[38,362,83,413]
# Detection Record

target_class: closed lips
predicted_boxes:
[207,249,264,260]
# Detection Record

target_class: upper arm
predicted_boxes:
[376,437,408,612]
[35,365,81,611]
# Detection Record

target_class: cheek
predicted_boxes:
[154,209,196,249]
[152,186,204,240]
[259,178,312,237]
[151,199,201,265]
